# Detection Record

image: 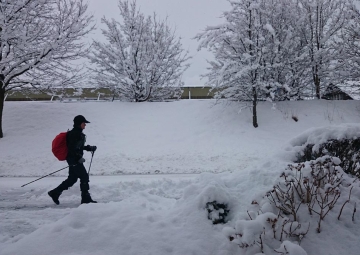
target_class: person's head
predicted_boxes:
[73,115,90,129]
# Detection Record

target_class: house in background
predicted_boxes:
[322,81,360,100]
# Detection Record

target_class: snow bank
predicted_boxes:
[2,100,360,255]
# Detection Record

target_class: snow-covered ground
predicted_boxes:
[1,99,360,255]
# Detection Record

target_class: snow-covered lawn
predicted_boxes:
[1,99,360,255]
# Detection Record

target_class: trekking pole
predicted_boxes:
[88,151,95,175]
[21,165,70,187]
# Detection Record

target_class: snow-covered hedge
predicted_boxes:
[297,138,360,177]
[281,124,360,177]
[224,156,357,254]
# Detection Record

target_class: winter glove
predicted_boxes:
[78,158,85,164]
[90,146,97,152]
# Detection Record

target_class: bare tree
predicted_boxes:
[196,0,269,128]
[196,0,306,127]
[89,0,190,102]
[196,0,357,129]
[261,0,310,100]
[295,0,352,99]
[338,2,360,80]
[0,0,94,138]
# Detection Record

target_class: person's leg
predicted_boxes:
[78,163,97,204]
[48,160,78,205]
[78,163,89,192]
[57,162,79,189]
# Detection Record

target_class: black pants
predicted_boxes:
[56,158,89,193]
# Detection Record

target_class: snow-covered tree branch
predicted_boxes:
[295,0,353,99]
[88,0,190,102]
[0,0,95,138]
[196,0,305,127]
[196,0,359,128]
[339,2,360,80]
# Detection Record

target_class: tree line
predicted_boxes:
[1,0,360,137]
[196,0,360,127]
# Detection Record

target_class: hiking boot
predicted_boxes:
[48,190,61,205]
[81,193,97,204]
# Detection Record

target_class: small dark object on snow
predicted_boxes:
[206,201,229,224]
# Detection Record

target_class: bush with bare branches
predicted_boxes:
[224,156,357,254]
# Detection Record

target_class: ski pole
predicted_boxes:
[88,151,95,175]
[21,165,70,187]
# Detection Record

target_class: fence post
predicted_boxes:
[189,88,191,99]
[97,93,104,101]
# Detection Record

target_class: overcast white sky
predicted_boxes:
[86,0,230,86]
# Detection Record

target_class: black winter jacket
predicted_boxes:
[66,126,91,161]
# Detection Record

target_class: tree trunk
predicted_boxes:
[0,87,5,138]
[313,64,321,99]
[252,86,258,128]
[137,87,152,102]
[314,74,321,99]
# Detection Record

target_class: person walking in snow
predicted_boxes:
[48,115,97,204]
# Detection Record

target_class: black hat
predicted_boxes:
[74,115,90,125]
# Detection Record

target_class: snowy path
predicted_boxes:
[0,174,199,188]
[0,175,198,244]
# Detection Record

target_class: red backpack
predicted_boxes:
[52,132,68,161]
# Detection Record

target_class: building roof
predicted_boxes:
[325,81,360,100]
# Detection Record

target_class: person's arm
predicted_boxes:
[84,145,97,152]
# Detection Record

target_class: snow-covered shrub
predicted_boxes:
[297,138,360,177]
[274,240,307,255]
[206,201,229,224]
[267,156,354,233]
[224,156,357,254]
[223,210,309,254]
